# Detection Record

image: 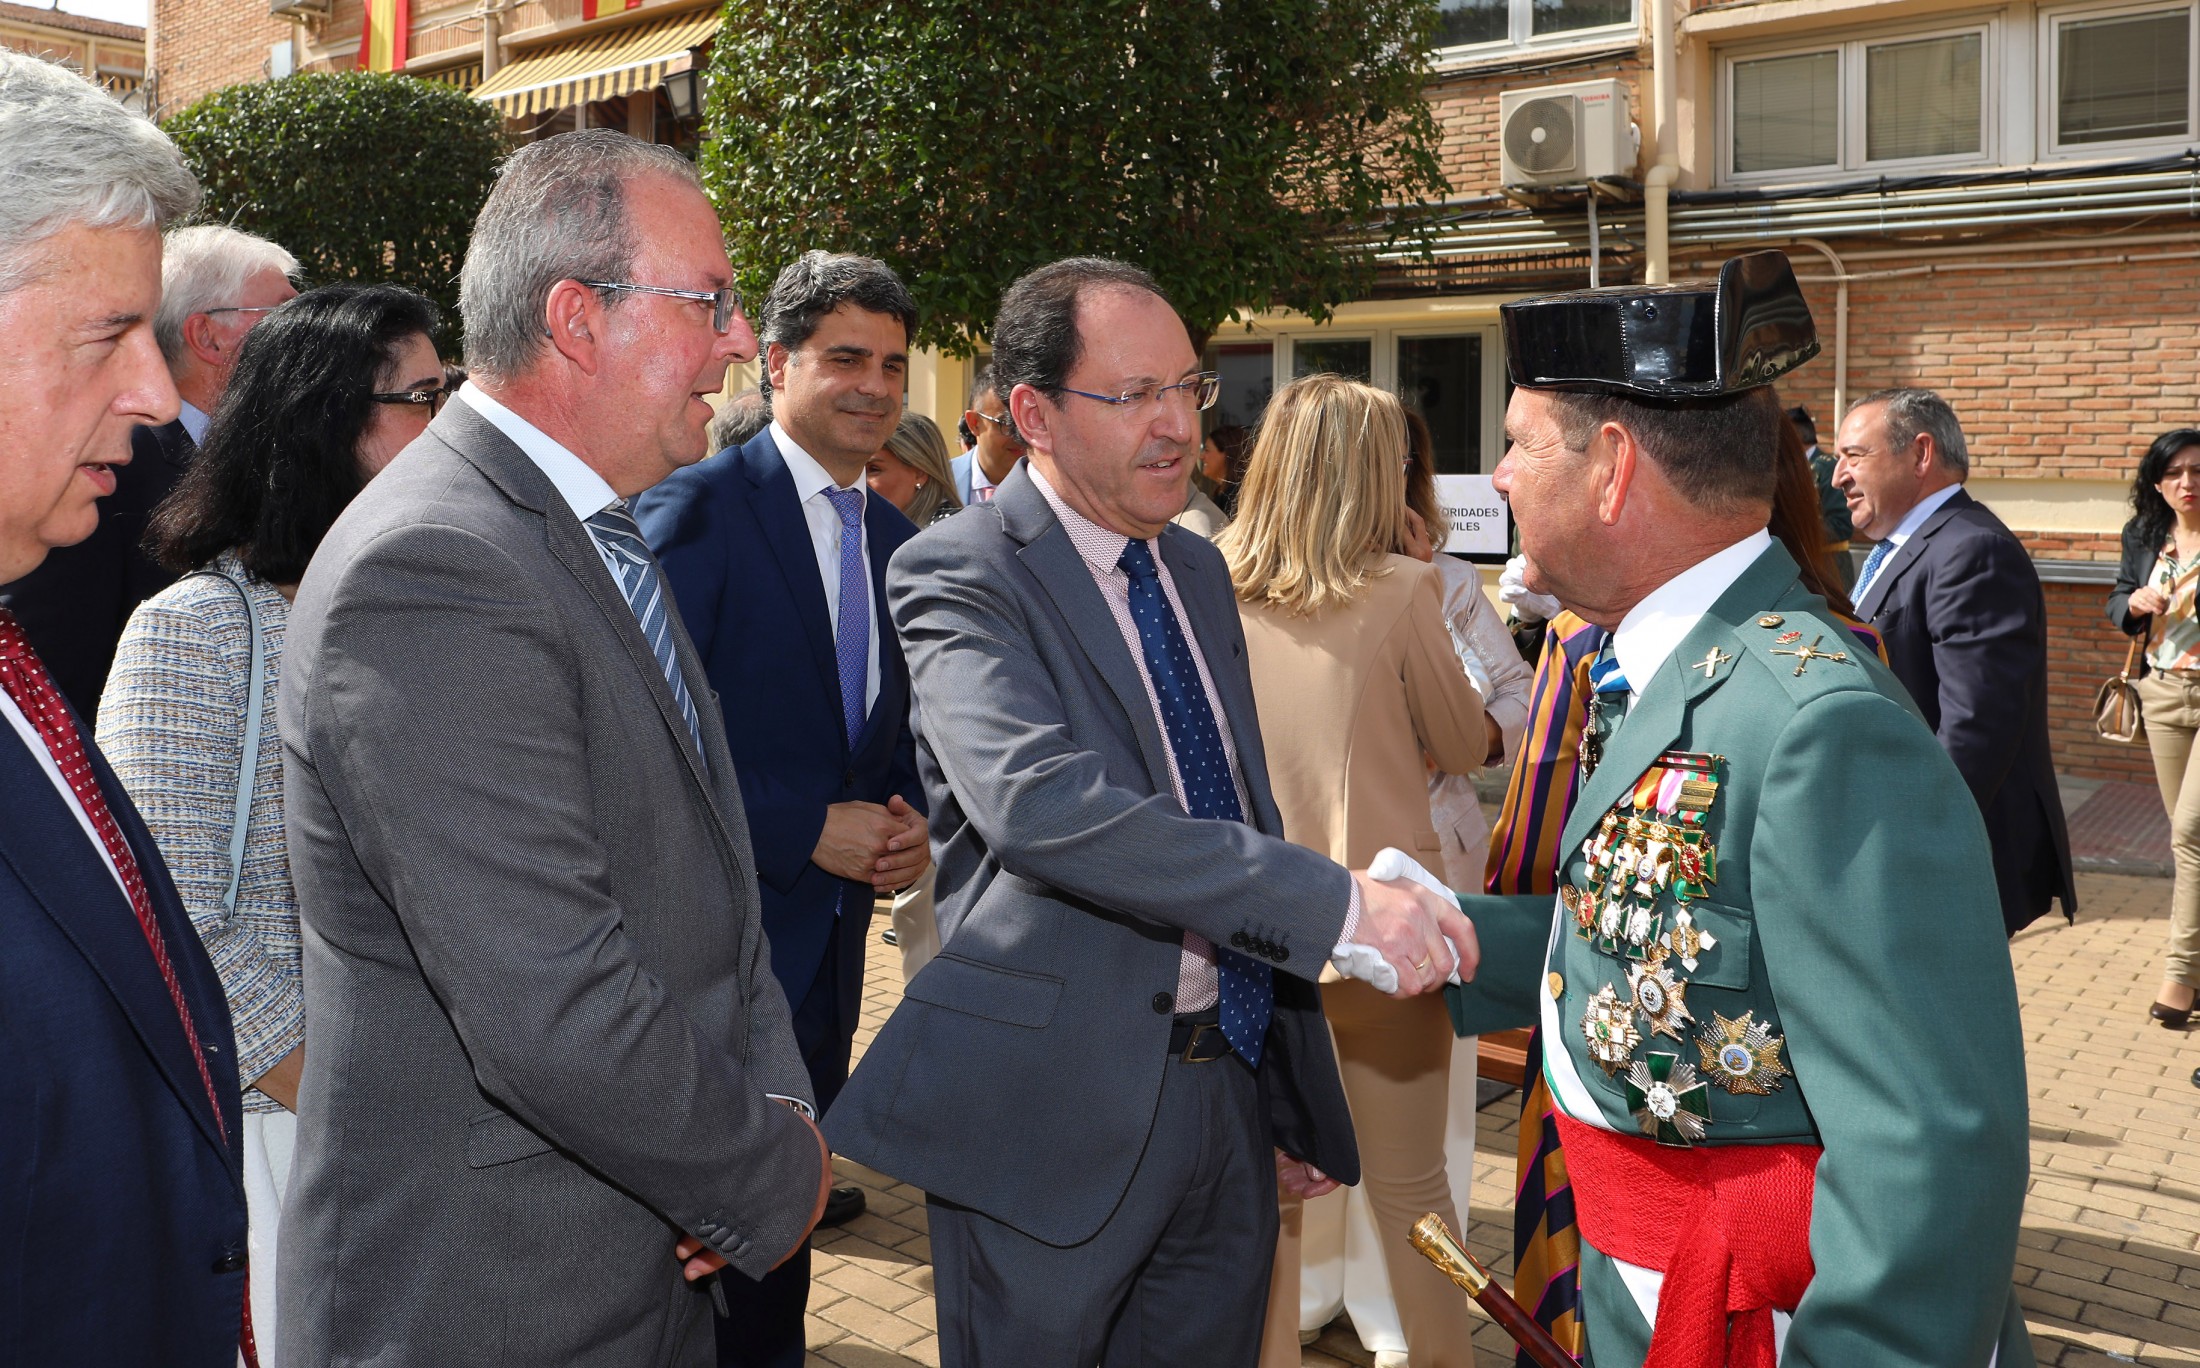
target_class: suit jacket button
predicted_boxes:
[212,1251,246,1274]
[1229,931,1248,949]
[1274,945,1290,964]
[1152,992,1174,1014]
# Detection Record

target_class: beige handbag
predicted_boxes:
[2094,634,2148,745]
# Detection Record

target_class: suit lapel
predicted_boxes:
[743,436,845,744]
[1558,544,1800,855]
[997,474,1177,798]
[1859,488,1971,618]
[0,726,233,1162]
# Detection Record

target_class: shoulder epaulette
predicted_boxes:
[1737,610,1882,705]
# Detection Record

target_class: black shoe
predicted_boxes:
[881,927,899,946]
[818,1185,866,1229]
[2151,1000,2193,1029]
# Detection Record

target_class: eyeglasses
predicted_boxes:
[203,305,283,319]
[973,409,1014,430]
[580,280,745,334]
[371,384,455,415]
[1058,371,1221,415]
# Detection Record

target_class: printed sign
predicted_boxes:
[1434,475,1509,557]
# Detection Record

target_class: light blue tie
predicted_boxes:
[585,502,706,766]
[1854,539,1894,601]
[823,487,871,746]
[1588,632,1631,700]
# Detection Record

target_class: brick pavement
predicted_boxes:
[805,873,2200,1367]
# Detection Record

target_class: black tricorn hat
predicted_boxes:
[1500,251,1820,399]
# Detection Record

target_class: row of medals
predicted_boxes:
[1560,753,1791,1146]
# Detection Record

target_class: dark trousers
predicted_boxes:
[926,1041,1277,1368]
[715,906,868,1368]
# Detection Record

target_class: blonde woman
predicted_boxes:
[1219,374,1487,1368]
[866,410,964,527]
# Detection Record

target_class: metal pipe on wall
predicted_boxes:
[1643,0,1678,284]
[1789,237,1846,421]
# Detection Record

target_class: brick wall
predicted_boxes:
[1761,244,2200,483]
[2045,580,2157,785]
[151,0,295,113]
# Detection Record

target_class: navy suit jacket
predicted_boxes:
[0,696,247,1367]
[1858,487,2077,934]
[635,431,924,1004]
[0,419,193,718]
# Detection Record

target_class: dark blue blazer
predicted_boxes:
[1858,487,2077,934]
[0,702,248,1367]
[635,431,924,1002]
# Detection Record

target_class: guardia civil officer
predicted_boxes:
[1447,253,2034,1367]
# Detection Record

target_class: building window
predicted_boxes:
[1438,0,1634,53]
[1242,330,1500,473]
[1722,24,1992,182]
[2046,3,2196,152]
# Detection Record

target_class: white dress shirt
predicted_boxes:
[1607,529,1774,713]
[769,420,881,719]
[1853,482,1962,603]
[454,384,623,583]
[2,691,128,896]
[177,400,211,445]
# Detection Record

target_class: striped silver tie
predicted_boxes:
[584,502,707,767]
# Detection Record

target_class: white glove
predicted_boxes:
[1498,555,1562,624]
[1329,847,1469,995]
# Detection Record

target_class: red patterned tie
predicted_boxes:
[0,608,258,1367]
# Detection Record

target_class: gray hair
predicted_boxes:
[756,251,917,397]
[0,50,200,295]
[458,129,703,381]
[154,225,300,364]
[709,388,771,451]
[1855,387,1969,477]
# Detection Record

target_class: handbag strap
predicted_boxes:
[190,568,266,919]
[2123,632,2148,681]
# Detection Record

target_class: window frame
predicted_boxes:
[1433,0,1639,62]
[1271,326,1507,475]
[1717,17,2000,187]
[2038,0,2200,159]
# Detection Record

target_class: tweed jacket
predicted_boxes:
[99,551,299,1111]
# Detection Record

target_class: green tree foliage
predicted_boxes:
[701,0,1451,353]
[164,73,507,328]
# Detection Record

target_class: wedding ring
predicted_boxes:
[1412,954,1432,971]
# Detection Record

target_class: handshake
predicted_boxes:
[1337,848,1480,999]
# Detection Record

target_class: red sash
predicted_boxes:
[1553,1111,1819,1367]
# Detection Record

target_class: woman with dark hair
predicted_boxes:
[2107,427,2200,1028]
[96,282,443,1354]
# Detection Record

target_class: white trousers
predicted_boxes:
[1298,1036,1479,1356]
[240,1109,297,1368]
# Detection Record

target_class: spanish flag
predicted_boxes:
[357,0,409,72]
[580,0,640,18]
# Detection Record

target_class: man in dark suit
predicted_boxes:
[826,257,1475,1367]
[0,49,251,1367]
[0,223,295,717]
[636,251,928,1368]
[1837,386,2076,934]
[949,361,1023,504]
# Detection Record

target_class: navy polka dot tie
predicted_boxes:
[1117,539,1272,1065]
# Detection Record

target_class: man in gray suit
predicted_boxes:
[278,130,829,1367]
[827,257,1476,1367]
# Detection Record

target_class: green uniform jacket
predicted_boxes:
[1449,542,2033,1368]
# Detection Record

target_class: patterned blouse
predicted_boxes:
[98,551,297,1113]
[2146,542,2200,672]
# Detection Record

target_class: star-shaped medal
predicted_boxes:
[1580,984,1642,1076]
[1656,909,1718,973]
[1624,1052,1711,1145]
[1696,1010,1790,1096]
[1626,958,1693,1040]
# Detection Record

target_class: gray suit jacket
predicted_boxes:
[277,401,821,1367]
[826,464,1359,1247]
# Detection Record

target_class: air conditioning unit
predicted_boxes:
[1498,79,1634,189]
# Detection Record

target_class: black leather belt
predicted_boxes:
[1169,1013,1233,1063]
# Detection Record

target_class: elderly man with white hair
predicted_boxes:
[2,222,296,717]
[0,50,259,1368]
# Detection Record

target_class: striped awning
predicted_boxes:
[472,9,718,118]
[416,61,483,93]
